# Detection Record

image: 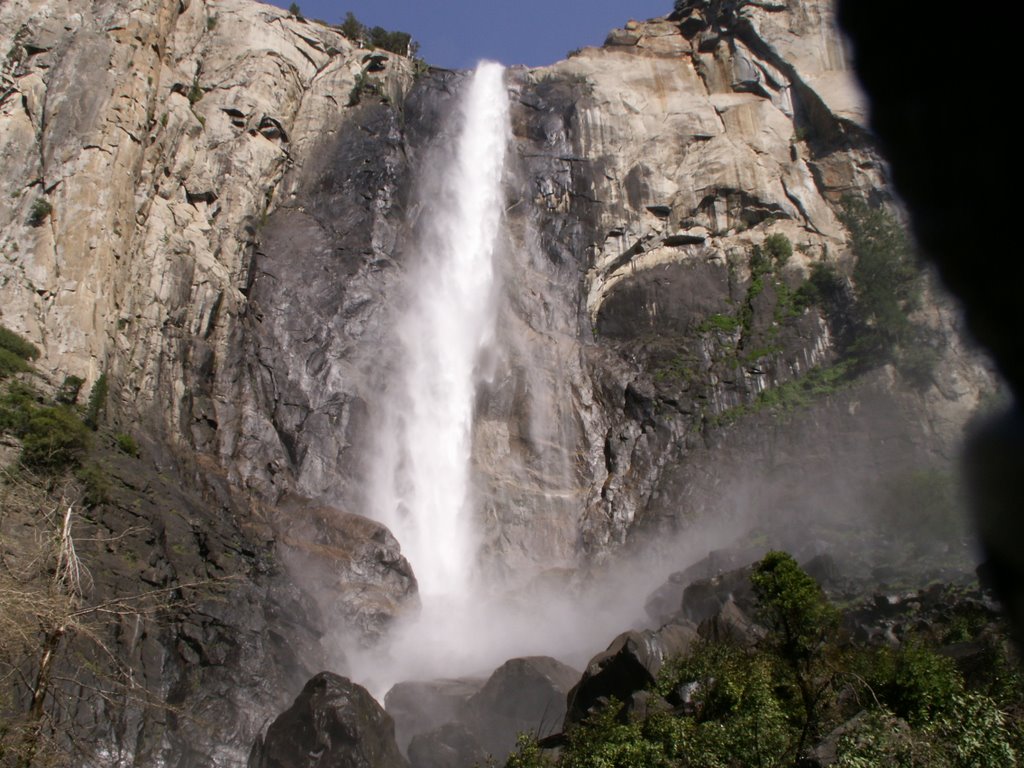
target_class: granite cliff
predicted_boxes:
[0,0,996,764]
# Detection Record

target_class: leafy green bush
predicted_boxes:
[20,405,89,470]
[0,380,39,434]
[560,701,681,768]
[863,643,964,725]
[659,642,795,767]
[76,461,110,507]
[114,433,139,457]
[0,325,40,361]
[84,373,108,430]
[56,374,84,405]
[762,233,793,266]
[0,347,31,379]
[27,197,52,227]
[367,26,414,56]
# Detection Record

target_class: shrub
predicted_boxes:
[0,347,31,379]
[84,373,108,430]
[27,197,52,227]
[56,375,84,405]
[0,380,39,434]
[339,11,365,41]
[841,198,921,362]
[287,2,302,19]
[114,433,139,457]
[0,325,40,360]
[20,405,89,470]
[76,462,110,507]
[659,642,795,767]
[751,551,839,665]
[559,701,681,768]
[863,642,963,726]
[762,233,793,266]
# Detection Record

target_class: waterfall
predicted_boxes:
[370,61,510,599]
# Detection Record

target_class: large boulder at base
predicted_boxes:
[680,564,756,625]
[385,677,485,753]
[564,622,696,727]
[407,723,487,768]
[465,656,580,759]
[249,672,408,768]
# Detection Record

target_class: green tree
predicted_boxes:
[751,551,840,755]
[840,198,926,372]
[339,11,365,41]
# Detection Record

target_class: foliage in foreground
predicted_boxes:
[506,552,1021,768]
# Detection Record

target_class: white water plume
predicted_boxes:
[369,61,510,599]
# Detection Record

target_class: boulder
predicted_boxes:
[385,677,485,753]
[681,564,756,624]
[407,723,487,768]
[278,504,419,643]
[465,656,580,759]
[249,672,408,768]
[564,622,695,727]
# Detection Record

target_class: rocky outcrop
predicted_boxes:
[386,656,579,766]
[564,623,697,727]
[249,672,408,768]
[276,503,419,644]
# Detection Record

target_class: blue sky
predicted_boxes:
[270,1,674,70]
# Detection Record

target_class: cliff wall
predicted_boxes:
[0,0,996,763]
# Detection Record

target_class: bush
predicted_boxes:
[751,551,839,665]
[841,198,922,363]
[0,381,40,434]
[559,701,681,768]
[339,11,365,41]
[20,405,90,470]
[56,375,84,405]
[84,373,108,430]
[27,197,52,227]
[864,642,964,726]
[0,347,31,379]
[114,432,139,457]
[0,325,40,360]
[762,233,793,266]
[659,642,795,767]
[76,462,110,507]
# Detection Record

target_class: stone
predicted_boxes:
[277,503,420,644]
[385,677,485,754]
[465,656,580,759]
[250,672,408,768]
[564,622,696,727]
[407,723,486,768]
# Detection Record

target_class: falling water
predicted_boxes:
[370,61,510,599]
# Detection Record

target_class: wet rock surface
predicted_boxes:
[387,656,579,767]
[249,672,408,768]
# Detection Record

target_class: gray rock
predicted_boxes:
[407,723,487,768]
[564,622,695,727]
[385,677,485,754]
[250,672,408,768]
[466,656,580,759]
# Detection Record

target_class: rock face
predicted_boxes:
[249,672,408,768]
[0,0,998,763]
